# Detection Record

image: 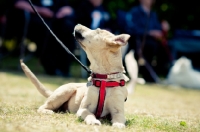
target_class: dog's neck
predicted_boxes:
[87,49,124,74]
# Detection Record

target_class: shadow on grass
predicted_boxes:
[76,115,136,126]
[76,116,112,126]
[126,117,135,127]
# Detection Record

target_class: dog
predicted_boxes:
[20,24,130,128]
[167,56,200,89]
[124,50,145,94]
[121,42,146,94]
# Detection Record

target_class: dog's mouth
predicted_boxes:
[74,31,84,41]
[74,30,86,49]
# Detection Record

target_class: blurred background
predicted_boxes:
[0,0,200,83]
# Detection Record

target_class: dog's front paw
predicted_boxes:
[85,118,101,125]
[112,122,125,128]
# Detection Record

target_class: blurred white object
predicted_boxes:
[167,56,200,89]
[125,50,145,94]
[121,43,129,58]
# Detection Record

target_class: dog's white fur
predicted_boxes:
[125,50,138,94]
[21,24,131,128]
[124,50,145,94]
[167,56,200,89]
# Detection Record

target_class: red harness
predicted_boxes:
[91,72,125,119]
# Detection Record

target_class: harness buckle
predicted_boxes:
[94,80,101,87]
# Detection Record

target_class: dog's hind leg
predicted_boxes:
[37,83,76,114]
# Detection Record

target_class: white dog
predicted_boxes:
[167,56,200,89]
[124,50,145,94]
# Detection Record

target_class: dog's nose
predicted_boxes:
[75,31,84,40]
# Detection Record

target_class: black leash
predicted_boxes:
[27,0,92,74]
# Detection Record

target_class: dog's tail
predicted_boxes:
[20,60,53,98]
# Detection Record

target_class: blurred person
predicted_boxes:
[5,0,76,76]
[0,14,6,58]
[0,0,14,57]
[76,0,111,30]
[0,0,7,35]
[0,14,6,49]
[124,0,171,82]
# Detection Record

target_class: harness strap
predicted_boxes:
[93,80,125,87]
[94,79,125,118]
[95,80,106,119]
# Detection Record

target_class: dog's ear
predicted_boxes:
[107,34,130,46]
[113,34,130,46]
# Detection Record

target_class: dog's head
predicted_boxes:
[74,24,130,74]
[172,56,192,73]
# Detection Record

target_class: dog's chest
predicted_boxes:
[83,85,126,118]
[85,88,115,117]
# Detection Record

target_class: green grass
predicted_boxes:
[0,70,200,132]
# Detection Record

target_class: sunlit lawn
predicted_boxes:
[0,66,200,131]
